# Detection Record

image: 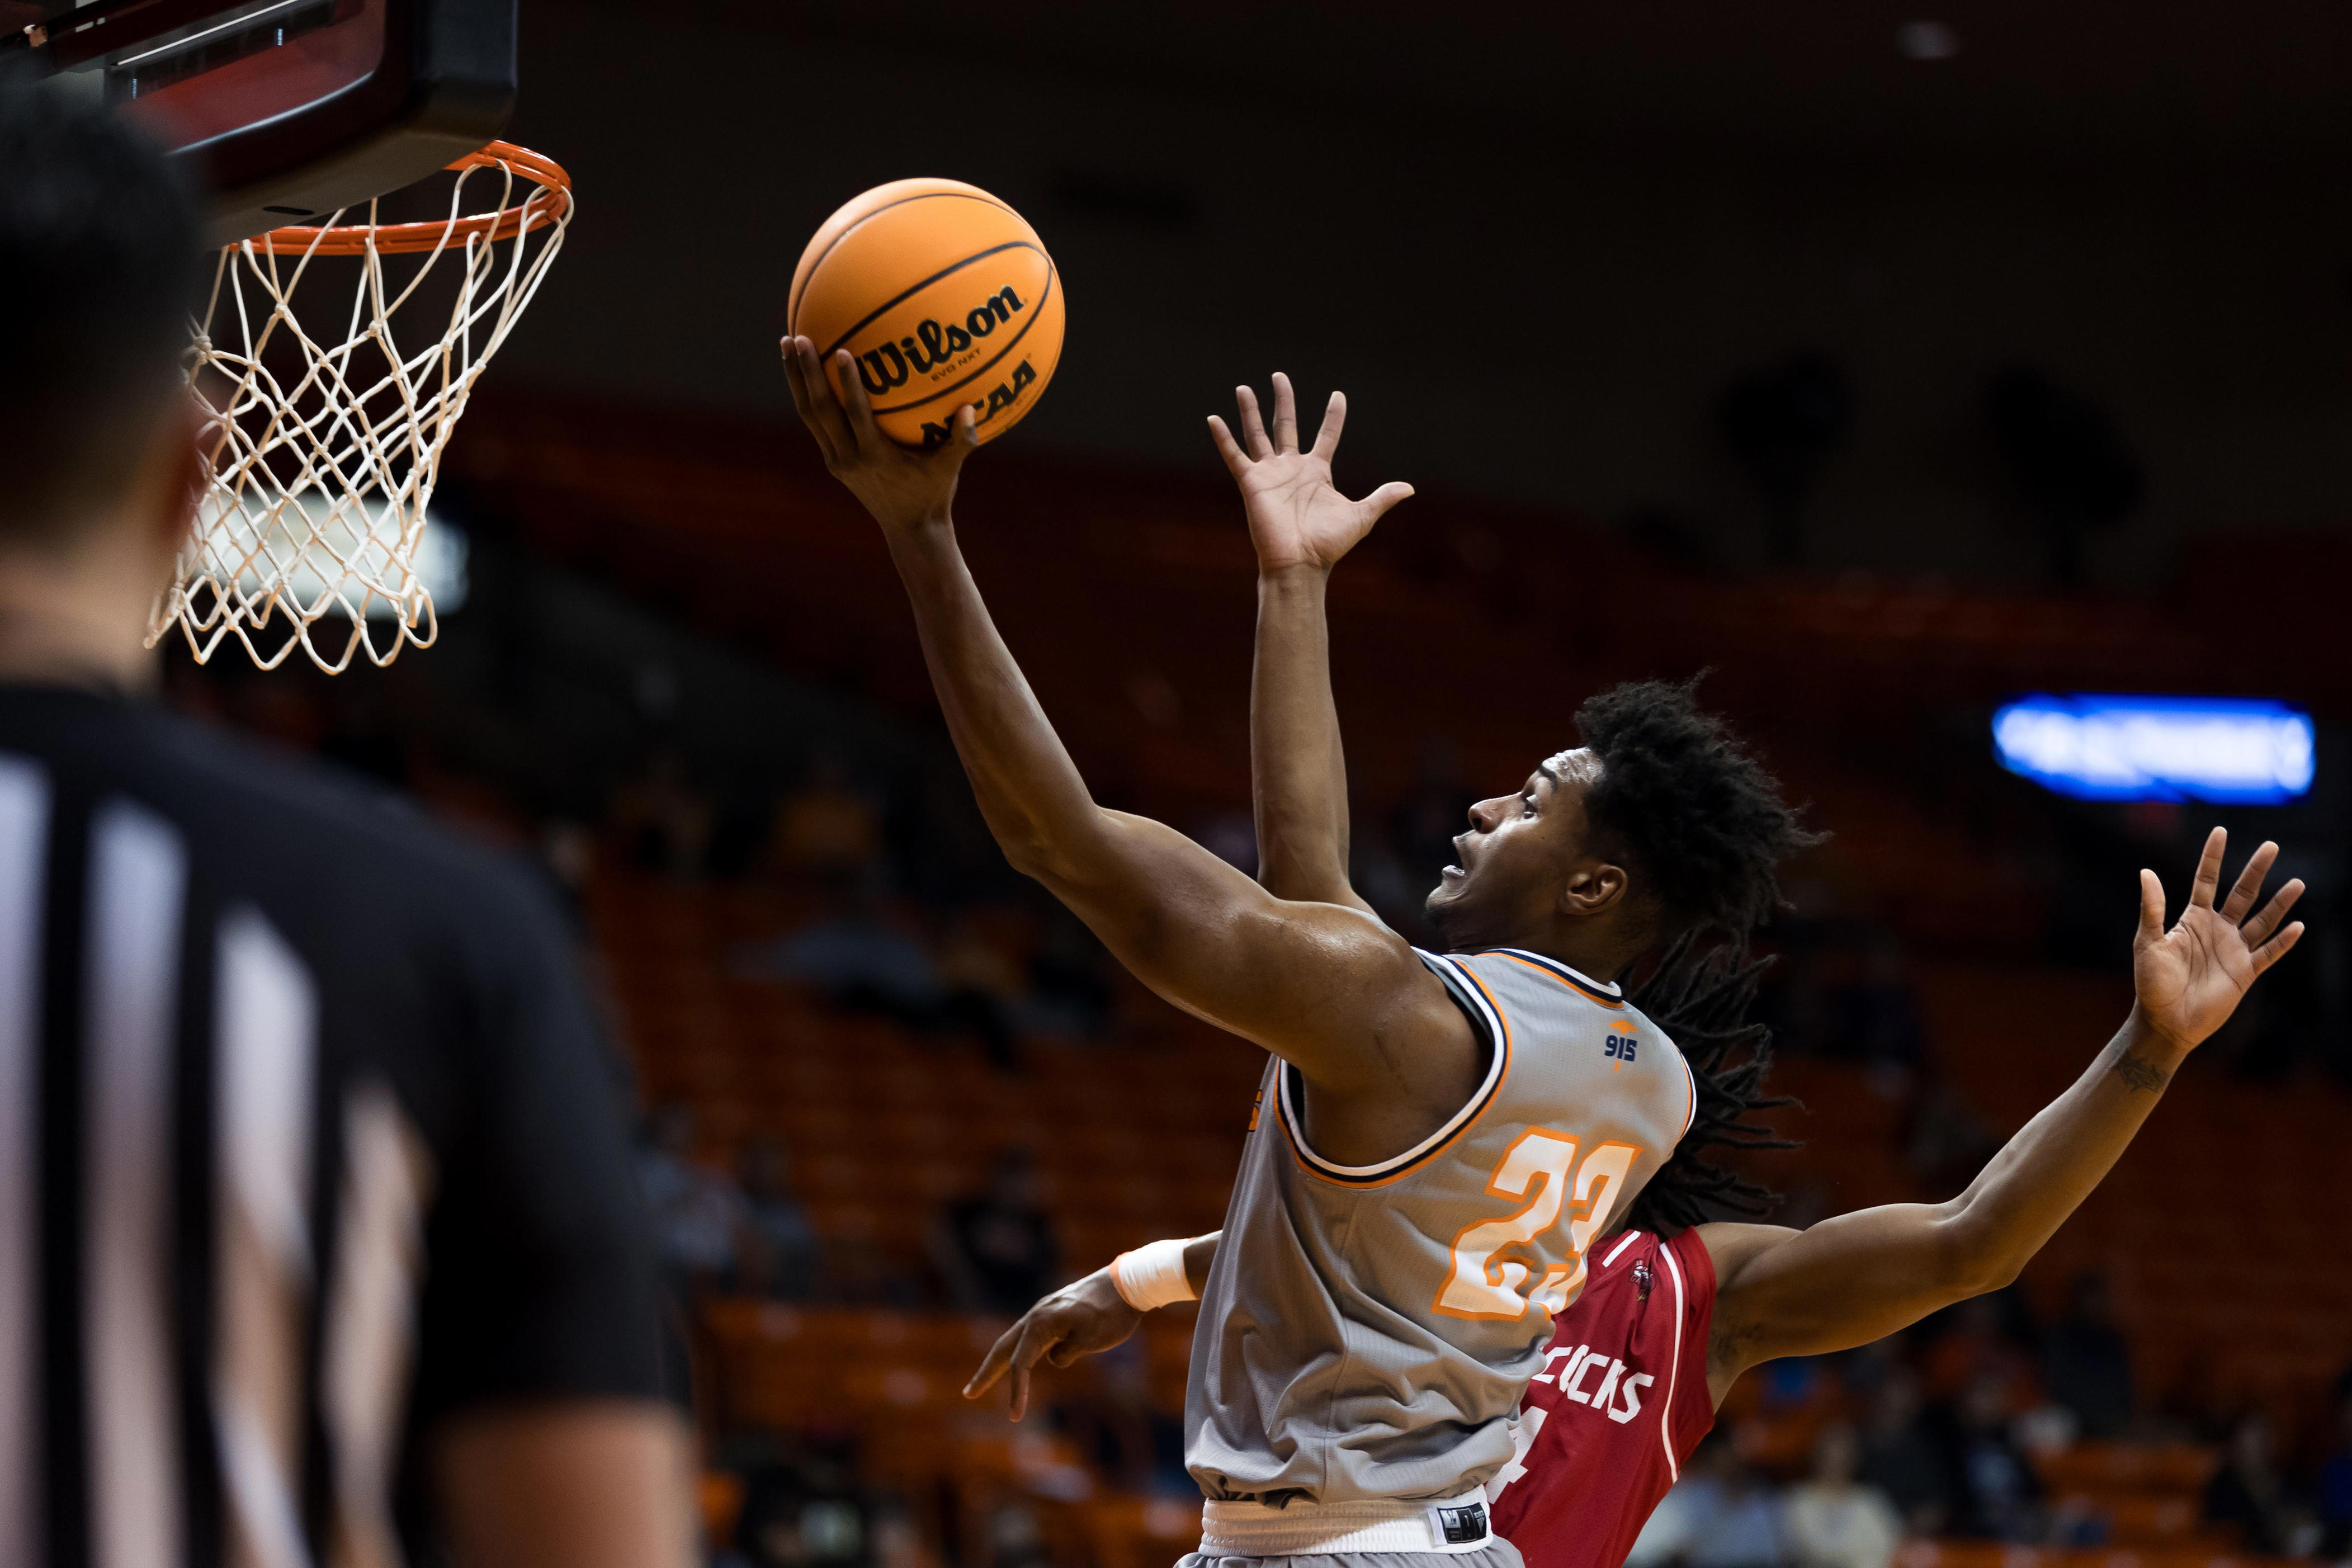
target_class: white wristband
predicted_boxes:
[1111,1237,1198,1311]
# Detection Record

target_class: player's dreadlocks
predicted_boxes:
[1621,933,1799,1235]
[1574,677,1820,938]
[1571,677,1818,1233]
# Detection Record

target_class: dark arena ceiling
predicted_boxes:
[747,0,2352,171]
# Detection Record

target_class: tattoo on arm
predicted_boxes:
[2110,1049,2171,1094]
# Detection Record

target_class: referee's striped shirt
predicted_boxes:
[0,684,664,1568]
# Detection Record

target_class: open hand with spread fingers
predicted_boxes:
[1209,372,1414,575]
[2133,827,2304,1058]
[781,334,977,535]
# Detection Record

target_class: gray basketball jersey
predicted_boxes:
[1185,947,1697,1506]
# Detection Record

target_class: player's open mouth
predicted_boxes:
[1441,864,1464,879]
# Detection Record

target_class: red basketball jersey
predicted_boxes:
[1486,1228,1719,1568]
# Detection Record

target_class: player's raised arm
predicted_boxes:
[780,340,1471,1103]
[1700,828,2303,1399]
[1209,374,1412,912]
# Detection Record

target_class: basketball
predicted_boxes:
[788,178,1066,450]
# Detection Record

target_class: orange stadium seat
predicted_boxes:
[2031,1443,2219,1496]
[1080,1496,1206,1568]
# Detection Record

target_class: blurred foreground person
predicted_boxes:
[0,71,691,1568]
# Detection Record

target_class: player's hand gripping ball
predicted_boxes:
[788,178,1065,450]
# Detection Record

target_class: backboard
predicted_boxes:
[3,0,516,245]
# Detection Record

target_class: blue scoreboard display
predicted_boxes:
[1993,695,2316,805]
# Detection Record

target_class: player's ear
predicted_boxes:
[1559,862,1628,919]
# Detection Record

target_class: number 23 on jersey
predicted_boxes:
[1434,1131,1642,1321]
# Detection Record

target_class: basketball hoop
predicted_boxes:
[161,142,573,672]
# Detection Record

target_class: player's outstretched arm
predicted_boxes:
[1701,829,2303,1401]
[781,341,1470,1101]
[1210,375,1412,912]
[965,1234,1222,1419]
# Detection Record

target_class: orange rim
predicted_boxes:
[249,142,572,257]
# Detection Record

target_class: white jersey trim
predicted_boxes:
[1485,947,1623,999]
[1599,1230,1643,1271]
[1676,1047,1698,1139]
[1657,1239,1690,1482]
[1274,951,1509,1184]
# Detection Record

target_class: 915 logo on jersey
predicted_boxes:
[1604,1023,1638,1064]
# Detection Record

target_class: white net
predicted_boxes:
[160,144,572,672]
